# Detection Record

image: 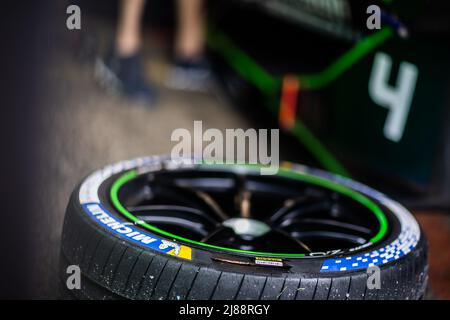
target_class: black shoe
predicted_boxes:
[95,50,156,105]
[167,56,214,92]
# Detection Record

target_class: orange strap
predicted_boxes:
[278,75,300,130]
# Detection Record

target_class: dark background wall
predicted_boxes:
[0,0,174,299]
[0,1,58,298]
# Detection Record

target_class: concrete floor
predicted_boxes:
[30,27,251,298]
[28,18,450,299]
[415,212,450,299]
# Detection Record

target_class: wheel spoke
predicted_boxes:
[290,231,367,246]
[233,174,252,218]
[201,226,228,243]
[194,190,229,221]
[270,200,331,225]
[129,205,219,238]
[129,204,218,224]
[273,228,312,253]
[147,176,229,221]
[290,218,372,235]
[278,217,372,239]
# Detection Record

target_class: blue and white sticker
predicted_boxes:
[315,170,420,273]
[83,202,186,254]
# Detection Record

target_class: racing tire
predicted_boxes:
[60,156,428,300]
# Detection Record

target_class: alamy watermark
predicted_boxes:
[171,121,280,175]
[65,4,382,33]
[66,4,81,30]
[367,265,381,290]
[66,265,81,290]
[366,5,381,30]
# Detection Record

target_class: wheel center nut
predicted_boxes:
[222,218,270,238]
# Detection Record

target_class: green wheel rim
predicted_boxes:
[110,165,388,257]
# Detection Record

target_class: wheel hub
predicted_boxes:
[222,218,270,238]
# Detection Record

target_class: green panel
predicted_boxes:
[325,37,450,185]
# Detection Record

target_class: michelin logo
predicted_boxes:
[159,240,180,255]
[83,203,189,259]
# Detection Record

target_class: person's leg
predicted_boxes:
[169,0,212,91]
[175,0,205,60]
[116,0,146,57]
[96,0,155,104]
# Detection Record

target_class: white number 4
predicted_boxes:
[369,52,419,142]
